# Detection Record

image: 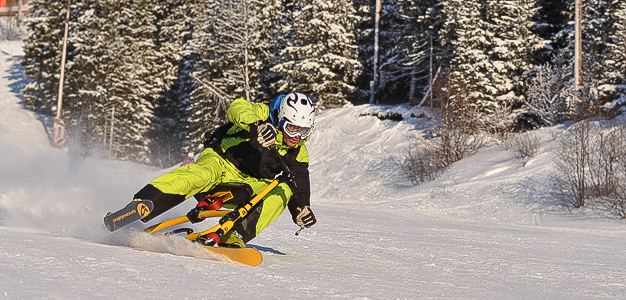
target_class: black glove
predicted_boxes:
[186,201,210,224]
[295,206,317,228]
[250,122,276,148]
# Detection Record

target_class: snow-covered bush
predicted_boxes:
[502,131,540,164]
[402,135,446,184]
[553,119,626,217]
[553,120,591,208]
[588,121,626,218]
[402,73,482,184]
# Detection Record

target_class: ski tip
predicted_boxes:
[201,246,263,266]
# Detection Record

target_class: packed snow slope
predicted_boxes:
[2,41,626,300]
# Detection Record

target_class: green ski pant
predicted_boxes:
[149,148,293,241]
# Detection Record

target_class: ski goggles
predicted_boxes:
[282,121,313,139]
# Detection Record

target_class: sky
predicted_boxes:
[2,40,626,300]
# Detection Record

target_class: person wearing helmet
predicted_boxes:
[130,93,317,248]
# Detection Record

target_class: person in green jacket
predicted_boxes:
[133,92,317,248]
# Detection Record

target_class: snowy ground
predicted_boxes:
[2,40,626,299]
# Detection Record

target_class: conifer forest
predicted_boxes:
[20,0,626,166]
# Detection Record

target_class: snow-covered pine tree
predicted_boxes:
[21,0,67,116]
[66,0,123,146]
[102,0,159,163]
[181,0,230,151]
[210,0,267,102]
[548,0,612,111]
[149,0,196,167]
[596,0,625,102]
[523,0,577,123]
[488,0,545,105]
[604,0,626,98]
[256,0,288,100]
[271,0,361,108]
[442,0,494,111]
[368,0,409,102]
[532,0,569,62]
[351,0,374,103]
[24,0,170,163]
[581,0,611,100]
[441,0,546,130]
[400,0,446,103]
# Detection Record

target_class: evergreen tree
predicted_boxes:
[24,0,167,163]
[102,0,158,163]
[271,0,361,108]
[370,0,408,103]
[488,0,545,104]
[256,0,288,100]
[583,0,616,103]
[67,0,122,146]
[532,0,569,62]
[350,0,373,103]
[150,0,196,167]
[21,0,67,116]
[211,0,267,102]
[604,0,626,100]
[181,0,229,150]
[441,0,546,128]
[442,0,494,109]
[400,0,446,103]
[549,0,612,106]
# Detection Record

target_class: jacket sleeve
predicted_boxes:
[227,98,270,132]
[287,145,312,221]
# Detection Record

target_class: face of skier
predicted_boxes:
[282,130,301,147]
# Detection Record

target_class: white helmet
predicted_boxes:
[277,92,315,128]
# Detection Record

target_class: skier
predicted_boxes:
[131,92,318,248]
[180,152,195,166]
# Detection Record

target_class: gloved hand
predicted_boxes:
[295,206,317,228]
[186,201,210,224]
[250,121,276,148]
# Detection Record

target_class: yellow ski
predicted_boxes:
[145,233,263,266]
[200,246,263,266]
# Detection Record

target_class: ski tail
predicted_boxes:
[104,200,154,232]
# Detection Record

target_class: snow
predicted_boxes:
[2,40,626,299]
